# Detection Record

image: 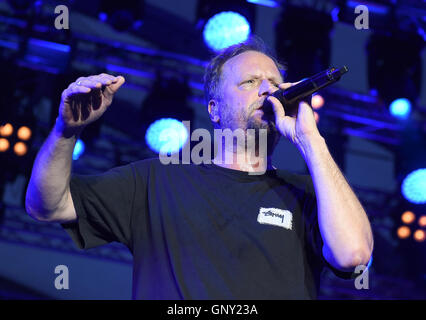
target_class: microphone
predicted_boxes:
[266,66,349,117]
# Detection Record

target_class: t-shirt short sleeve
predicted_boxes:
[61,163,137,251]
[303,175,358,280]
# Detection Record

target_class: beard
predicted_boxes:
[217,99,281,156]
[245,102,281,156]
[246,109,274,132]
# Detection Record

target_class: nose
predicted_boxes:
[258,79,277,97]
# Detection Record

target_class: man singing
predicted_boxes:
[25,37,373,299]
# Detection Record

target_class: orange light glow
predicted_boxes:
[401,211,415,224]
[14,142,27,156]
[312,94,324,109]
[17,126,32,141]
[413,229,425,242]
[397,226,411,239]
[314,111,320,123]
[0,138,9,152]
[0,123,13,137]
[418,215,426,228]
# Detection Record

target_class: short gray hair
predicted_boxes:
[203,36,286,105]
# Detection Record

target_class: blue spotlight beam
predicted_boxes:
[402,169,426,204]
[72,139,85,160]
[145,118,188,154]
[203,11,251,52]
[389,98,412,119]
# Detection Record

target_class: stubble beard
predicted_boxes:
[219,101,281,157]
[246,102,281,156]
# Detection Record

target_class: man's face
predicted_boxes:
[213,50,283,133]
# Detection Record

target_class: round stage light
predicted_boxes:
[17,126,32,141]
[413,229,425,242]
[401,169,426,204]
[145,118,188,154]
[389,98,411,119]
[203,11,251,52]
[397,226,411,239]
[14,142,27,156]
[0,138,10,152]
[418,215,426,228]
[312,94,324,109]
[0,123,13,137]
[401,211,416,224]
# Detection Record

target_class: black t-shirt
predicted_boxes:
[62,157,345,299]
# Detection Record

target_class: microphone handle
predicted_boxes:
[269,66,348,116]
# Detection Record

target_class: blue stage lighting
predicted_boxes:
[145,118,188,154]
[402,168,426,204]
[98,12,108,22]
[72,139,85,160]
[203,11,251,52]
[331,7,340,22]
[389,98,411,119]
[246,0,279,8]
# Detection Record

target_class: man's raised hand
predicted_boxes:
[57,73,125,137]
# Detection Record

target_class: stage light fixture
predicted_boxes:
[312,94,324,110]
[13,142,27,156]
[397,226,411,239]
[145,118,189,154]
[401,211,416,224]
[413,229,425,242]
[0,118,35,183]
[418,216,426,228]
[0,123,13,137]
[401,169,426,204]
[389,98,411,119]
[203,11,251,52]
[17,126,32,141]
[196,0,256,52]
[140,75,194,154]
[0,138,9,152]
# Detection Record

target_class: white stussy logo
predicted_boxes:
[257,207,293,230]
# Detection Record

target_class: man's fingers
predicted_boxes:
[278,80,304,91]
[278,82,293,90]
[74,74,117,88]
[76,79,102,89]
[92,74,116,86]
[63,85,90,100]
[267,96,285,120]
[99,73,118,82]
[105,76,125,95]
[63,74,125,102]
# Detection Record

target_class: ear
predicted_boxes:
[208,99,220,124]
